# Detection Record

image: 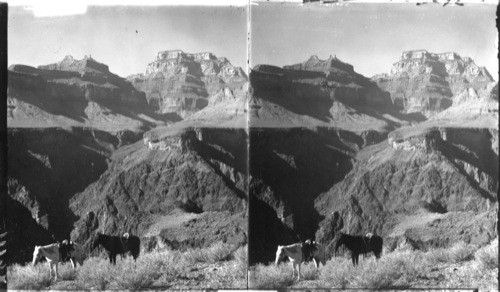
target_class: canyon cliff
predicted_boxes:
[6,53,249,263]
[247,53,498,264]
[372,50,495,117]
[127,50,247,118]
[6,50,498,268]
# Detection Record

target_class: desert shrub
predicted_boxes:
[233,245,248,279]
[58,263,78,281]
[110,254,165,289]
[75,256,116,290]
[208,242,236,262]
[348,250,425,288]
[383,250,425,285]
[210,245,247,288]
[249,263,295,289]
[424,242,476,265]
[183,247,208,263]
[153,249,192,284]
[446,260,498,290]
[350,258,397,288]
[184,242,235,264]
[300,262,320,281]
[475,238,498,269]
[320,257,355,288]
[448,242,476,263]
[8,263,53,290]
[425,247,450,264]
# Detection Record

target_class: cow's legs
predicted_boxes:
[313,257,319,268]
[70,257,77,269]
[50,262,60,280]
[48,262,54,279]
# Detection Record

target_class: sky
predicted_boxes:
[8,5,248,77]
[251,3,498,79]
[8,3,498,79]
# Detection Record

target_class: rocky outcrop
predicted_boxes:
[8,56,162,131]
[70,127,248,252]
[7,127,128,262]
[314,125,498,257]
[248,127,360,264]
[7,48,498,270]
[127,50,247,117]
[254,55,392,108]
[249,56,398,131]
[373,50,496,117]
[39,55,111,74]
[9,56,147,106]
[246,53,497,264]
[429,82,498,128]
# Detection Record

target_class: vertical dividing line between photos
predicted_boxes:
[245,0,251,288]
[0,3,8,290]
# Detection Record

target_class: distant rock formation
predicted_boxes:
[7,55,163,131]
[39,55,110,74]
[9,55,147,106]
[127,50,247,117]
[248,55,395,130]
[283,54,355,73]
[373,50,496,117]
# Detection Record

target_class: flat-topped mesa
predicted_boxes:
[128,50,247,117]
[143,50,246,80]
[374,49,497,118]
[284,54,355,73]
[38,55,110,74]
[155,50,218,62]
[392,50,493,81]
[401,50,467,62]
[155,50,186,61]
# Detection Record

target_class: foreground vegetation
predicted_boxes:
[8,239,498,290]
[249,239,498,290]
[8,242,247,290]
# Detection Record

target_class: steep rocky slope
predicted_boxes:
[8,49,497,270]
[247,56,405,264]
[247,53,498,264]
[7,127,120,263]
[127,50,247,117]
[248,127,360,264]
[373,50,495,117]
[176,83,249,128]
[7,52,251,264]
[8,55,166,131]
[249,56,410,132]
[315,126,498,257]
[69,126,248,252]
[7,56,164,263]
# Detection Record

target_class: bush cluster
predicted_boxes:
[8,242,246,290]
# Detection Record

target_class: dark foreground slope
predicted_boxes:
[6,56,165,263]
[70,127,248,253]
[6,127,125,263]
[315,126,498,257]
[247,56,402,264]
